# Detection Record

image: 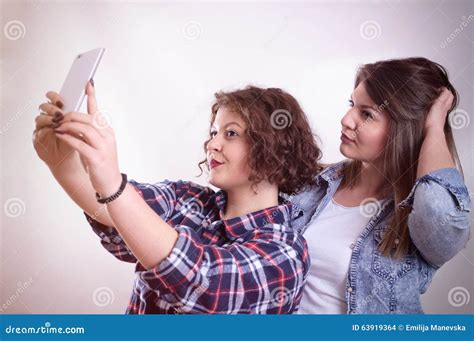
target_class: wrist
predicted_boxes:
[424,125,445,138]
[97,173,124,198]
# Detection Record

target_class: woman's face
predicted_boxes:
[206,107,251,191]
[340,82,390,164]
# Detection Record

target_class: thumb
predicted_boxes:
[86,79,98,116]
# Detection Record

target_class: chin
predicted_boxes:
[340,145,361,161]
[208,174,225,190]
[339,144,352,158]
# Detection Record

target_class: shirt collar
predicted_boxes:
[315,161,346,186]
[213,190,293,241]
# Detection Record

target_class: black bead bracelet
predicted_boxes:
[95,173,128,204]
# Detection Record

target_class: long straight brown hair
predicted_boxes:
[340,57,462,258]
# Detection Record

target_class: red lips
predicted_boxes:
[210,159,224,169]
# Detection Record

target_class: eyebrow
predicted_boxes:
[211,122,243,129]
[350,95,376,110]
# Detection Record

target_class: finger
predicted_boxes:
[35,114,57,130]
[39,102,65,117]
[54,132,96,161]
[438,88,454,106]
[62,112,109,138]
[62,111,93,125]
[32,126,49,145]
[45,91,65,109]
[86,80,98,116]
[439,87,449,98]
[54,121,103,149]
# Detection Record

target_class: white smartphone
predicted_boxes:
[59,48,105,113]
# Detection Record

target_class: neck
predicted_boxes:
[357,161,390,199]
[222,181,279,220]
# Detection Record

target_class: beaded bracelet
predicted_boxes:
[95,173,128,204]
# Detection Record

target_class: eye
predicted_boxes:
[226,130,238,137]
[348,99,354,107]
[361,110,374,119]
[209,130,217,138]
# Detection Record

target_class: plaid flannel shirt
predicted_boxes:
[84,179,309,314]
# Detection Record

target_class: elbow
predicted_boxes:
[141,256,167,271]
[409,204,471,267]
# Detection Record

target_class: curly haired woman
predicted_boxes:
[33,83,322,314]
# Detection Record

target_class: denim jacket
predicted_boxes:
[283,161,471,314]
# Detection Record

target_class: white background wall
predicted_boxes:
[1,0,472,314]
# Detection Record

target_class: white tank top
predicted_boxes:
[296,198,383,314]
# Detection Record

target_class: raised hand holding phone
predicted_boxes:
[53,81,123,199]
[33,48,105,172]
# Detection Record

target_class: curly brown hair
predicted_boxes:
[198,86,323,194]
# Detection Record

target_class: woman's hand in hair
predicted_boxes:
[417,87,456,178]
[424,87,454,135]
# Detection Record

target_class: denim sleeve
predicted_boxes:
[399,168,471,268]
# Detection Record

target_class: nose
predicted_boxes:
[341,108,358,131]
[207,133,223,153]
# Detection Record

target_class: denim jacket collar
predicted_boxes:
[315,162,346,186]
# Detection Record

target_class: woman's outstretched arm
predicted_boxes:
[98,178,179,269]
[51,82,179,269]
